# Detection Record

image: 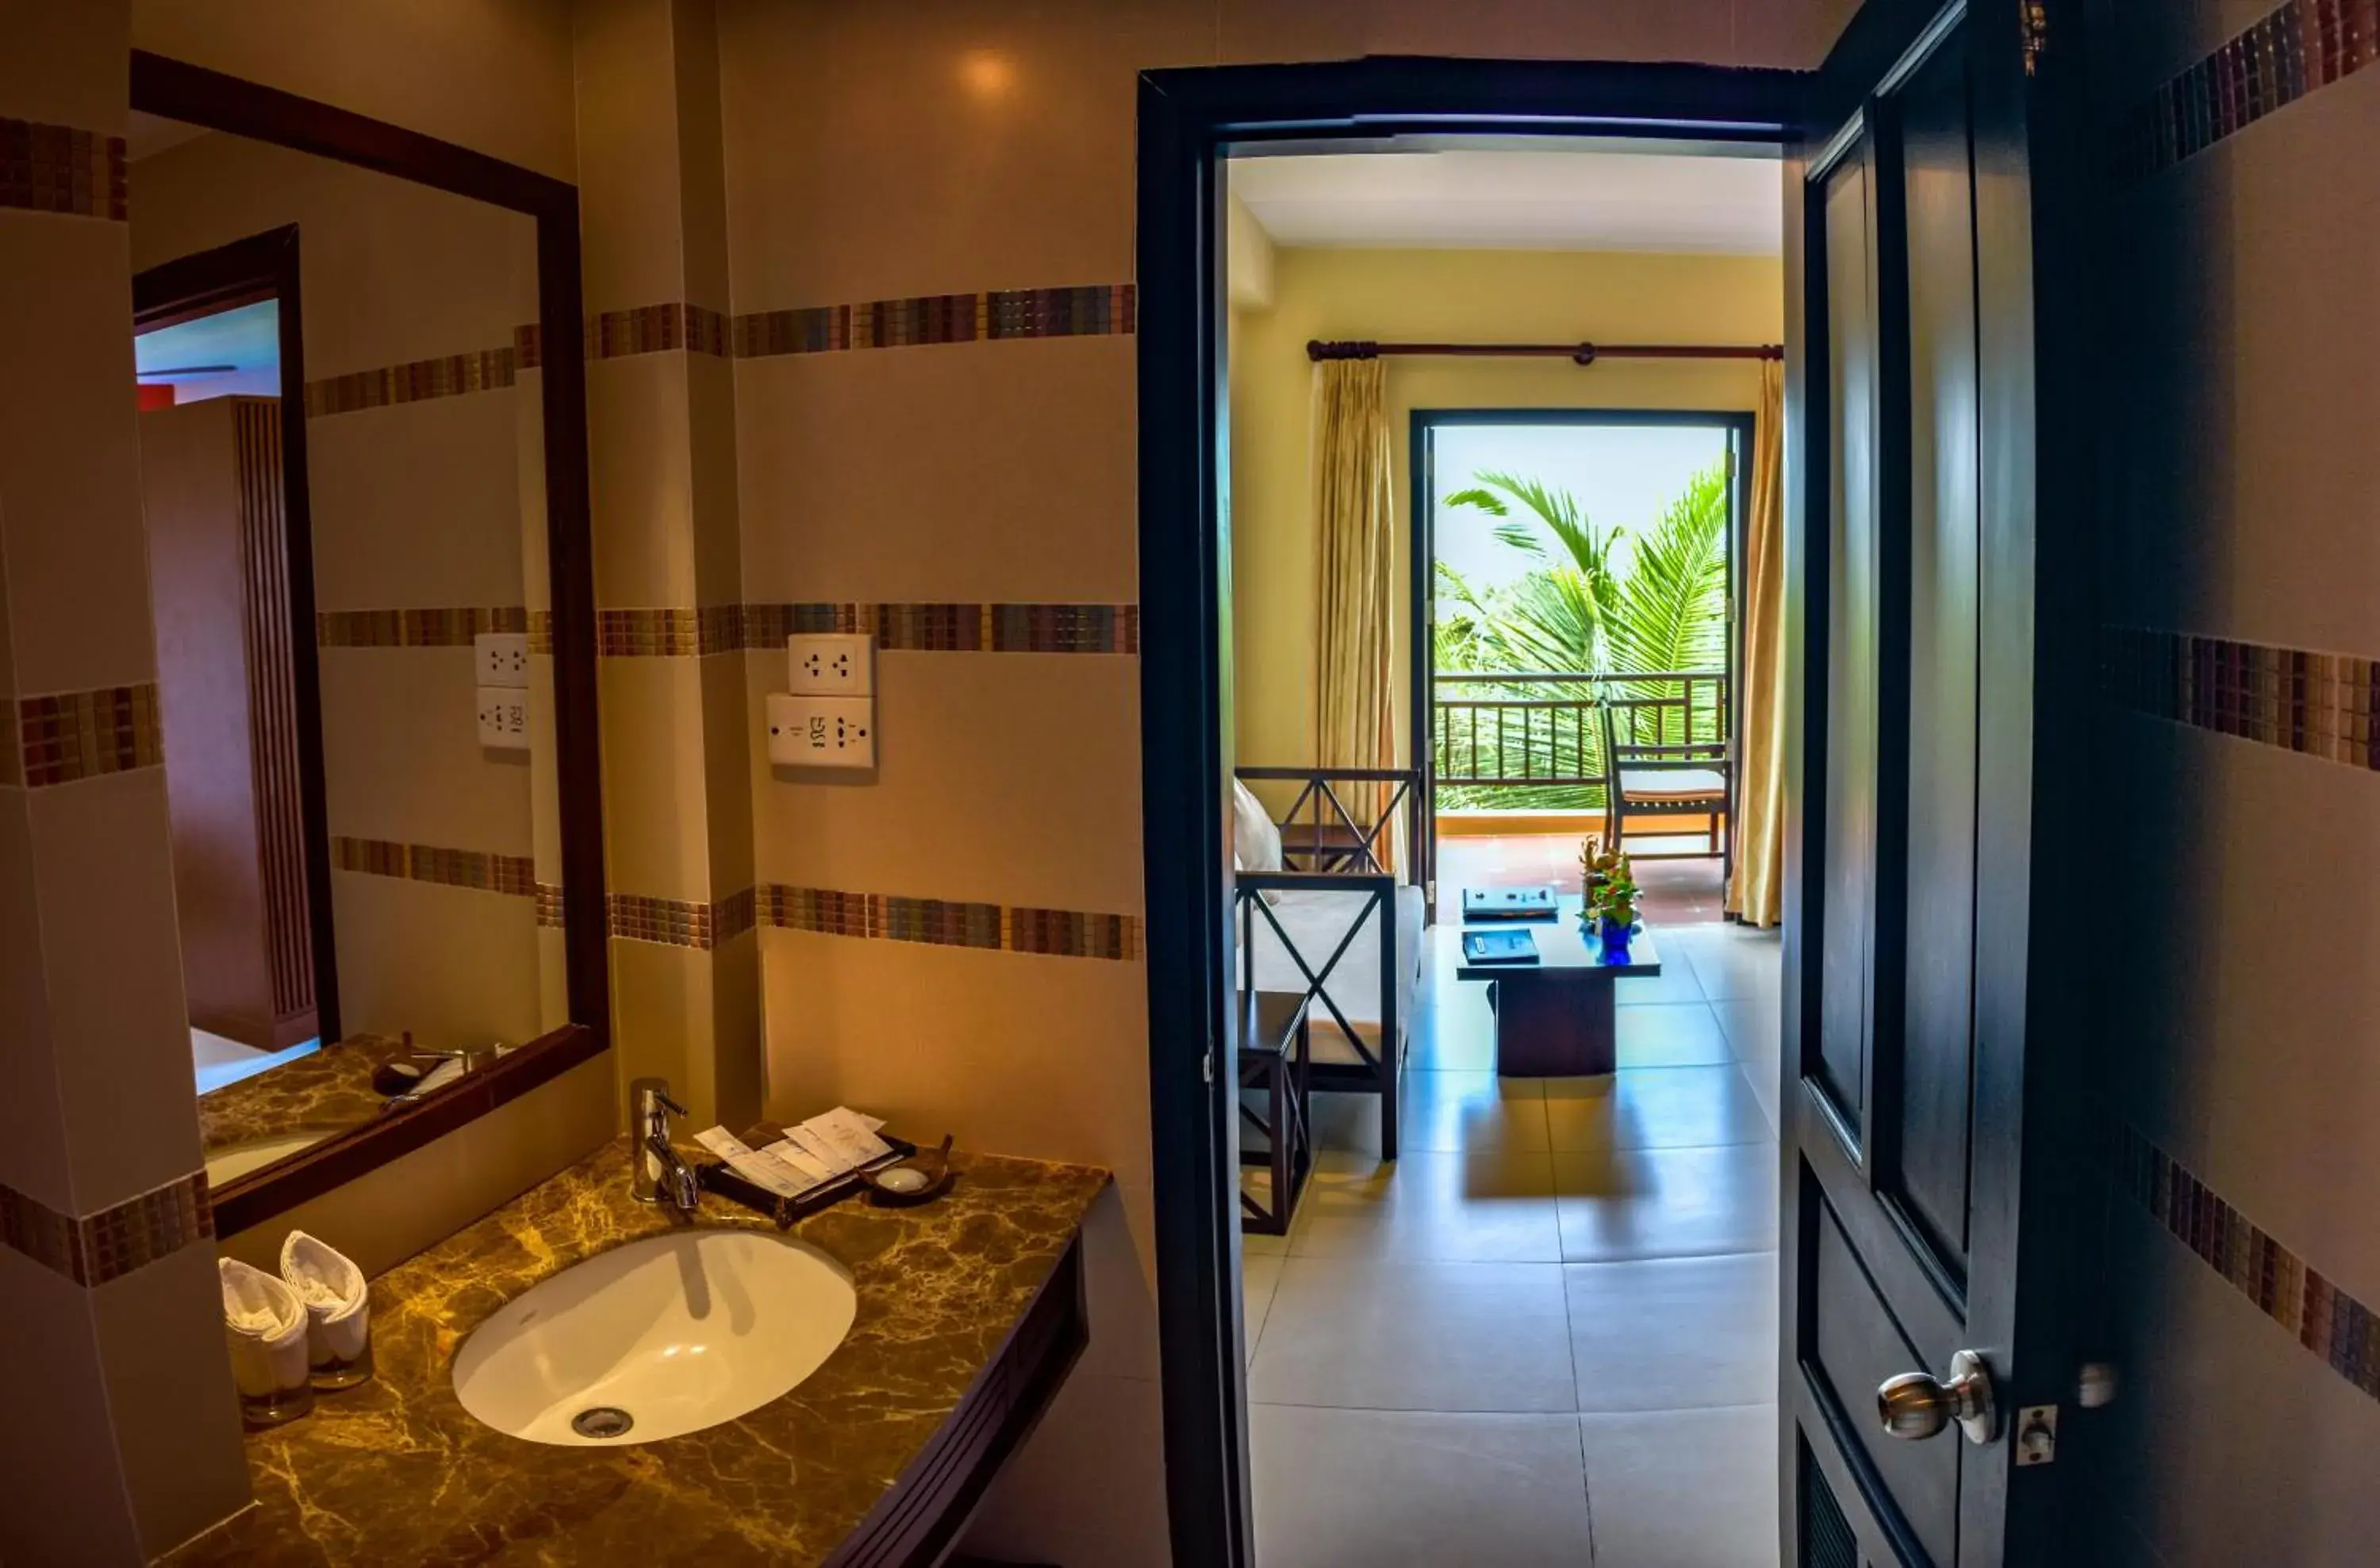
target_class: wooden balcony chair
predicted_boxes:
[1599,698,1733,880]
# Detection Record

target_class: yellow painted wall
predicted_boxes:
[1228,244,1784,794]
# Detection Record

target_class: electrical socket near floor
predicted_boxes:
[474,632,530,687]
[766,693,874,770]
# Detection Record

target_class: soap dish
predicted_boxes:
[859,1135,956,1208]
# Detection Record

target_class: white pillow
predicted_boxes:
[1230,779,1284,902]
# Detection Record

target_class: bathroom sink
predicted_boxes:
[451,1228,858,1445]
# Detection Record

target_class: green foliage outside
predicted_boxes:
[1434,462,1729,811]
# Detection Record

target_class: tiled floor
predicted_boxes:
[1245,850,1783,1567]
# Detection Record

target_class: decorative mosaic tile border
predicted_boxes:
[605,889,757,949]
[0,117,126,221]
[535,881,567,929]
[2117,1125,2380,1404]
[317,606,531,648]
[2101,625,2378,771]
[331,836,538,899]
[0,1172,212,1286]
[16,684,163,788]
[758,883,1143,962]
[742,601,1140,655]
[733,284,1135,358]
[2126,0,2380,179]
[515,323,543,371]
[304,347,516,418]
[589,302,730,359]
[596,605,744,657]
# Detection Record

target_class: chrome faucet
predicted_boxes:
[629,1078,701,1214]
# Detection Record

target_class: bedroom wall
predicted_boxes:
[2083,2,2380,1562]
[1227,244,1785,792]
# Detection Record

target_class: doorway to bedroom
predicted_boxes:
[1220,140,1791,1564]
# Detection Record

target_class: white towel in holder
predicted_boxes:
[219,1258,309,1401]
[278,1231,369,1370]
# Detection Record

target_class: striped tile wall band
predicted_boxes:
[317,606,531,648]
[0,1173,212,1286]
[331,836,538,898]
[746,601,1141,654]
[303,346,515,418]
[759,883,1143,962]
[0,117,126,221]
[2101,625,2379,770]
[733,284,1135,358]
[2126,0,2380,178]
[606,889,758,949]
[2117,1126,2380,1405]
[588,302,730,359]
[597,606,746,657]
[16,684,163,787]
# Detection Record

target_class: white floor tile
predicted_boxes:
[1578,1405,1782,1567]
[1250,1257,1576,1412]
[1541,1066,1775,1153]
[1313,1069,1548,1155]
[1614,1002,1738,1067]
[1243,1251,1284,1366]
[1290,1146,1564,1263]
[1252,1406,1595,1568]
[1554,1142,1779,1262]
[1564,1254,1779,1412]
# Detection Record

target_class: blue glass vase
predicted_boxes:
[1598,914,1633,963]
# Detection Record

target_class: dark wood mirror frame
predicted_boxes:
[129,52,610,1239]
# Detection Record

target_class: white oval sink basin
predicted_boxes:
[451,1228,857,1445]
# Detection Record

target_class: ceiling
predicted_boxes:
[136,300,280,381]
[1230,148,1781,256]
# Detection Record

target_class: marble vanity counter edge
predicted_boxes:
[163,1138,1112,1567]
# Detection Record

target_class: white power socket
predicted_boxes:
[787,632,873,696]
[766,693,874,770]
[476,686,529,749]
[475,632,530,688]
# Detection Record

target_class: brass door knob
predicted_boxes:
[1877,1348,1998,1444]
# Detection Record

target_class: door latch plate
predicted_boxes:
[2014,1403,2059,1466]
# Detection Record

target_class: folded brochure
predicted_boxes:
[695,1107,893,1200]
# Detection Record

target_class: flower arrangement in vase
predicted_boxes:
[1580,844,1641,962]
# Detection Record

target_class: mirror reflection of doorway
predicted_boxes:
[134,233,334,1095]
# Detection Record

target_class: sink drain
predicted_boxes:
[571,1406,634,1439]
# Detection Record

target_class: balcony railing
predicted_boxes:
[1433,670,1729,805]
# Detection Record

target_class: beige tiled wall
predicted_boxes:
[0,5,251,1555]
[2088,1,2380,1560]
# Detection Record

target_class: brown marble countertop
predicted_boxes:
[198,1034,413,1155]
[164,1139,1111,1566]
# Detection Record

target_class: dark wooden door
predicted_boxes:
[1782,2,2096,1564]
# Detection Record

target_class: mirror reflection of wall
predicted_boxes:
[127,114,565,1189]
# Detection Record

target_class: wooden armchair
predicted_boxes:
[1599,699,1732,878]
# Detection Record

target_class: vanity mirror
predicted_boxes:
[126,55,605,1236]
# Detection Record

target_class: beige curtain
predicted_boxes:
[1726,360,1787,926]
[1311,357,1398,872]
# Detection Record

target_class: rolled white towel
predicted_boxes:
[219,1258,309,1401]
[279,1230,369,1369]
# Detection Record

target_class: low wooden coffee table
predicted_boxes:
[1453,892,1662,1077]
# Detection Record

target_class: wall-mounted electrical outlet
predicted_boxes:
[766,692,875,770]
[787,632,873,696]
[476,686,530,749]
[475,632,530,688]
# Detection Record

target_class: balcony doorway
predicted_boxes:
[1417,409,1751,925]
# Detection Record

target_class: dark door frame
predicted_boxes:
[1136,56,1805,1566]
[134,224,339,1049]
[1411,405,1758,886]
[130,52,612,1238]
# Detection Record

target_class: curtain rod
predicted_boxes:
[1306,339,1783,365]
